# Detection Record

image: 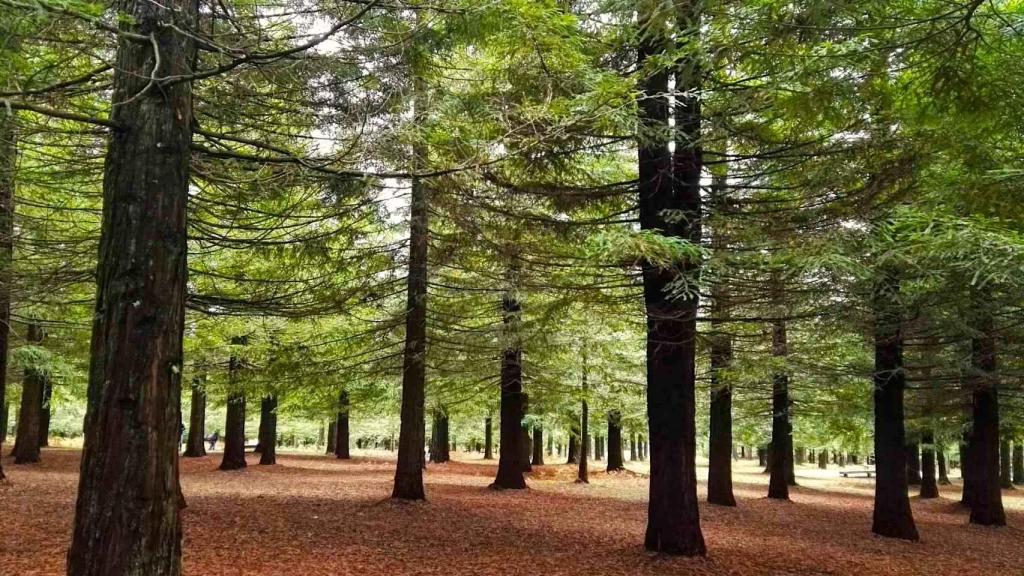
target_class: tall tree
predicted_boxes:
[183,375,207,457]
[12,320,44,463]
[66,0,196,571]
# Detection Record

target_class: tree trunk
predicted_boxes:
[327,420,337,454]
[566,417,580,464]
[38,377,51,447]
[639,0,705,555]
[870,271,919,540]
[817,449,827,470]
[335,390,350,459]
[607,411,624,472]
[768,319,791,500]
[220,337,248,471]
[966,299,1005,525]
[577,365,589,484]
[708,312,735,506]
[183,376,207,457]
[258,395,277,466]
[492,289,526,489]
[483,417,493,460]
[12,321,44,463]
[906,441,922,485]
[66,1,195,569]
[392,55,429,500]
[1013,442,1023,485]
[0,100,13,481]
[999,438,1013,489]
[920,432,939,499]
[431,409,450,463]
[938,447,951,485]
[532,425,544,466]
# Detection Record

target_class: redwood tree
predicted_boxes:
[491,290,526,489]
[66,0,196,570]
[0,109,11,480]
[12,321,44,464]
[183,376,207,457]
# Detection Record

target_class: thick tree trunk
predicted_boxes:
[66,2,195,570]
[708,313,735,506]
[938,448,951,485]
[768,319,791,499]
[629,432,637,462]
[183,377,207,457]
[12,321,44,463]
[906,441,922,485]
[639,0,705,555]
[607,411,624,472]
[220,338,248,471]
[532,425,544,466]
[920,432,939,499]
[430,409,450,463]
[817,449,827,469]
[335,390,350,459]
[492,290,526,489]
[999,438,1013,489]
[483,417,493,460]
[392,61,429,500]
[966,301,1005,525]
[258,395,277,465]
[870,271,918,540]
[0,101,13,481]
[1013,442,1024,485]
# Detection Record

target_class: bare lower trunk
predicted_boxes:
[220,338,248,471]
[1013,442,1023,485]
[767,319,791,499]
[12,322,44,464]
[335,390,350,460]
[938,448,951,485]
[999,438,1013,489]
[0,103,13,481]
[577,367,589,484]
[38,378,51,447]
[607,411,624,472]
[870,271,918,541]
[258,395,277,465]
[566,418,580,464]
[492,290,526,489]
[483,417,493,460]
[532,425,544,466]
[67,1,195,570]
[920,432,938,498]
[183,377,206,457]
[966,299,1005,525]
[707,314,735,506]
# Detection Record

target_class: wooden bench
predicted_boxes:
[839,470,875,478]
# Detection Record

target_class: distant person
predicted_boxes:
[207,430,221,451]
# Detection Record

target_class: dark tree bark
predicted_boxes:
[817,449,827,469]
[920,432,938,499]
[708,310,735,506]
[938,448,952,485]
[327,420,337,454]
[532,424,544,466]
[906,441,922,485]
[965,299,1005,526]
[492,290,526,489]
[12,321,44,464]
[258,395,277,466]
[335,390,350,460]
[0,101,12,481]
[66,1,196,570]
[220,337,248,471]
[607,411,624,472]
[183,376,207,457]
[1013,442,1023,485]
[483,417,493,460]
[430,409,450,463]
[392,60,429,500]
[767,319,792,499]
[999,438,1013,489]
[870,271,919,541]
[566,417,580,464]
[577,366,589,484]
[638,0,705,556]
[38,377,51,447]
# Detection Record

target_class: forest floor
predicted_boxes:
[2,448,1023,576]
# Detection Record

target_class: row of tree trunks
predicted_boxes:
[0,92,12,481]
[12,321,45,463]
[66,0,197,570]
[183,376,207,457]
[637,0,705,556]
